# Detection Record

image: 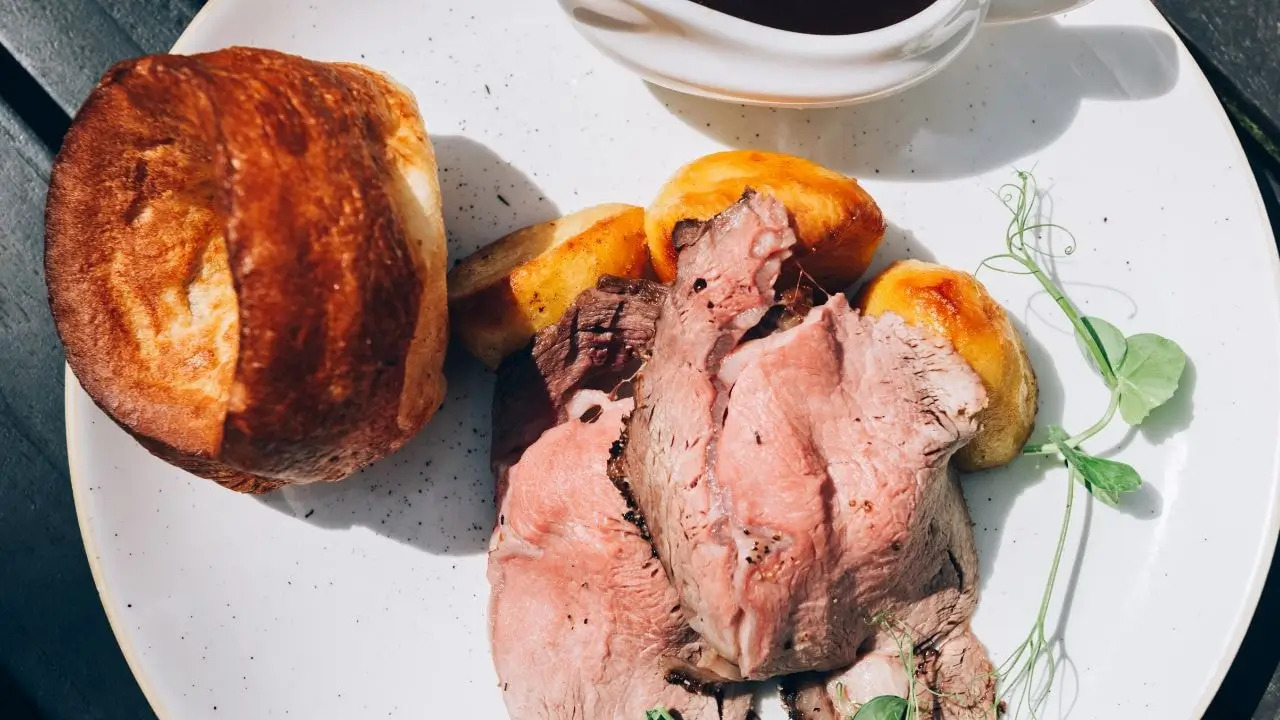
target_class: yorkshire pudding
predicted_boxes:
[45,47,449,493]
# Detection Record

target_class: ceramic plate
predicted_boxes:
[67,1,1280,718]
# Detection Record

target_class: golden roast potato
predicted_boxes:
[646,150,886,289]
[448,203,650,368]
[45,48,449,493]
[857,259,1038,471]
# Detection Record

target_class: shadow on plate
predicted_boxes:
[851,220,940,293]
[647,20,1180,180]
[255,137,559,556]
[432,134,562,256]
[255,345,497,556]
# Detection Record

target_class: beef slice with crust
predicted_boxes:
[614,190,991,682]
[490,276,666,497]
[488,391,749,720]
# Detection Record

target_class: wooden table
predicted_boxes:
[0,1,1276,718]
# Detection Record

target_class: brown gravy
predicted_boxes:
[690,0,935,35]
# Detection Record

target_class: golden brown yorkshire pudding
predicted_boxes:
[45,47,448,493]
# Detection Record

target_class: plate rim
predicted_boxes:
[65,1,1280,718]
[67,366,172,719]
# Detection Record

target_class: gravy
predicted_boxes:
[690,0,935,35]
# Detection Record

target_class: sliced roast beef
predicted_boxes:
[613,191,992,686]
[780,471,996,719]
[490,276,666,496]
[489,391,749,720]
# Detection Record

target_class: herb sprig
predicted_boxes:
[983,171,1186,504]
[984,168,1188,717]
[849,169,1188,720]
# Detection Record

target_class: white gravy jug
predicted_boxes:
[558,0,1093,107]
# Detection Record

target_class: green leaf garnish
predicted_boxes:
[1114,333,1187,425]
[1069,453,1142,505]
[851,695,909,720]
[1048,426,1142,507]
[1080,316,1127,381]
[645,708,676,720]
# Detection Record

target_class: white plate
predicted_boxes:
[67,1,1280,718]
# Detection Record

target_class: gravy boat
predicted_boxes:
[559,0,1093,107]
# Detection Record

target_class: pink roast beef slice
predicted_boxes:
[488,391,750,720]
[490,276,667,498]
[490,271,817,489]
[614,190,990,681]
[780,472,997,719]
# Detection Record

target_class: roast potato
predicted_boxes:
[646,150,886,289]
[856,260,1037,471]
[448,203,649,368]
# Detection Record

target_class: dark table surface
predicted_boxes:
[0,1,1277,718]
